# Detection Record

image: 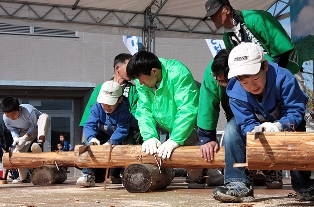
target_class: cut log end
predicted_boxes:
[122,164,174,193]
[31,165,67,185]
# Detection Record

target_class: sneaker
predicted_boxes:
[76,174,95,187]
[264,170,283,189]
[206,169,224,186]
[31,142,43,153]
[212,182,255,202]
[188,169,207,189]
[12,174,31,184]
[294,188,314,201]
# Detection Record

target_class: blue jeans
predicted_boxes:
[82,167,96,175]
[223,117,250,184]
[289,120,314,192]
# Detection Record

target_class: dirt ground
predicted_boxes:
[1,176,314,207]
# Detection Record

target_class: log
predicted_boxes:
[122,164,174,192]
[5,132,314,171]
[75,145,225,169]
[3,145,225,169]
[2,151,77,169]
[245,132,314,170]
[31,165,67,185]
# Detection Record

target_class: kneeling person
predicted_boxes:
[76,80,138,187]
[2,96,50,183]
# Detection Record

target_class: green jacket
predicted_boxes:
[223,10,302,74]
[135,58,199,145]
[79,80,138,127]
[197,61,233,131]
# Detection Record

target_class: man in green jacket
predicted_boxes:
[197,49,232,187]
[127,50,204,187]
[202,0,302,75]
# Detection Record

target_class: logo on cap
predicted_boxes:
[234,56,249,61]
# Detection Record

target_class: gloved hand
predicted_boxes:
[12,136,19,147]
[15,134,28,150]
[89,137,100,145]
[252,122,282,132]
[142,138,161,155]
[252,125,263,132]
[103,142,110,146]
[157,139,179,159]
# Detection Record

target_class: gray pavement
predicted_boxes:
[0,176,313,207]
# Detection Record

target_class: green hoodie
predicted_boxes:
[135,58,199,145]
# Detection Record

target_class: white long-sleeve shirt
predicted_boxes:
[3,104,42,138]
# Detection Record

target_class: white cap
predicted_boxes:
[97,80,122,105]
[228,42,265,79]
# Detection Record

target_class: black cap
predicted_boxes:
[203,0,230,21]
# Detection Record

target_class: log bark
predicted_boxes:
[2,145,225,169]
[245,132,314,170]
[75,145,225,169]
[2,151,77,169]
[122,164,174,192]
[31,165,67,185]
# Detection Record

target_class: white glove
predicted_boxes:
[142,138,161,155]
[12,136,19,147]
[89,138,100,145]
[157,139,179,159]
[15,134,28,150]
[259,122,282,132]
[103,142,110,146]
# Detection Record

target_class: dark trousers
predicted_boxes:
[82,127,138,182]
[289,120,314,191]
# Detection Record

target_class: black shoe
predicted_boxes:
[264,170,283,189]
[213,182,255,203]
[187,168,207,189]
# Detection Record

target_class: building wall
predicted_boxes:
[0,32,212,84]
[0,31,227,147]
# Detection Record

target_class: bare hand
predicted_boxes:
[200,141,219,161]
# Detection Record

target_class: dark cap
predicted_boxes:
[203,0,230,21]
